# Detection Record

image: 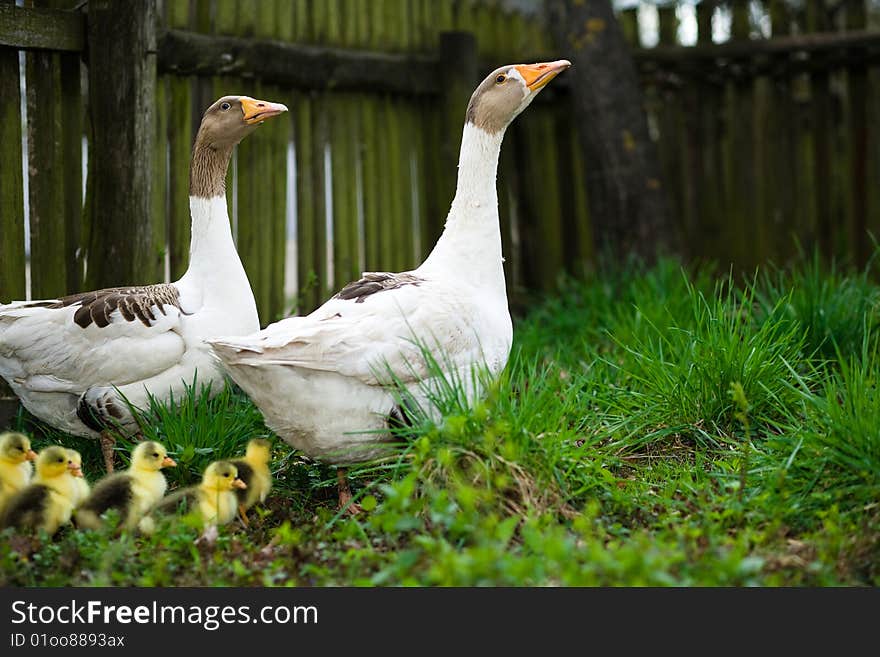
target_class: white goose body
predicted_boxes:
[210,62,570,466]
[0,96,286,441]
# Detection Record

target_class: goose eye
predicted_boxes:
[223,472,230,478]
[152,453,159,458]
[495,74,506,84]
[220,101,231,111]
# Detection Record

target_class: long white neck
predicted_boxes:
[177,196,258,329]
[185,197,237,275]
[419,123,506,295]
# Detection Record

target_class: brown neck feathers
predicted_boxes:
[189,133,233,198]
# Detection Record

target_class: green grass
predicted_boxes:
[1,252,878,586]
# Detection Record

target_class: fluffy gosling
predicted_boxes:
[75,441,176,531]
[1,445,83,535]
[229,438,272,526]
[145,460,246,532]
[0,432,37,512]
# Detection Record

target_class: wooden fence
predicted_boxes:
[627,0,880,271]
[1,0,879,337]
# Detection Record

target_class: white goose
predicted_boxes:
[209,61,570,510]
[0,96,288,471]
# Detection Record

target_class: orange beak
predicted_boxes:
[68,462,83,478]
[515,60,571,92]
[240,97,289,125]
[232,478,247,490]
[25,449,37,461]
[161,456,177,468]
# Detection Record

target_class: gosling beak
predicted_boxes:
[515,59,571,92]
[240,96,289,125]
[232,478,247,490]
[68,463,83,478]
[25,449,37,461]
[161,456,177,468]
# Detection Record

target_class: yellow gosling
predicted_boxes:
[0,432,37,513]
[229,438,272,526]
[144,460,246,532]
[75,441,176,531]
[1,445,84,535]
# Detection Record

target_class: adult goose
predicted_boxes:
[209,61,570,511]
[0,96,287,472]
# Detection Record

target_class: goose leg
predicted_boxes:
[337,468,362,515]
[100,431,116,473]
[238,503,250,527]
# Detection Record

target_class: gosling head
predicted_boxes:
[35,446,83,480]
[65,449,83,478]
[465,59,571,134]
[202,461,247,493]
[0,432,37,465]
[130,441,177,472]
[244,438,272,466]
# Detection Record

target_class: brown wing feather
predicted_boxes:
[27,284,187,329]
[334,272,424,304]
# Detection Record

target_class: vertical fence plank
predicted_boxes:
[55,0,83,291]
[329,1,361,288]
[361,0,381,271]
[694,0,723,264]
[26,0,66,299]
[233,0,266,321]
[292,1,318,312]
[0,0,21,417]
[726,0,759,270]
[166,1,192,281]
[85,0,157,290]
[0,1,25,303]
[272,0,293,318]
[807,2,833,259]
[656,4,685,256]
[764,0,797,262]
[846,0,869,267]
[152,73,168,283]
[256,0,288,323]
[867,4,880,251]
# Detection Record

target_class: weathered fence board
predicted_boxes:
[0,0,24,303]
[85,0,158,290]
[26,25,67,298]
[0,2,83,52]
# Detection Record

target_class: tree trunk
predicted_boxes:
[545,0,675,264]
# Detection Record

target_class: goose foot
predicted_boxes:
[100,431,116,473]
[337,468,362,515]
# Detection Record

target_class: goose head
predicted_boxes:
[0,432,37,465]
[466,60,571,134]
[196,95,289,150]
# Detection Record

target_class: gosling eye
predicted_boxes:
[152,452,159,458]
[57,457,65,463]
[223,472,230,478]
[220,101,231,111]
[495,74,506,84]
